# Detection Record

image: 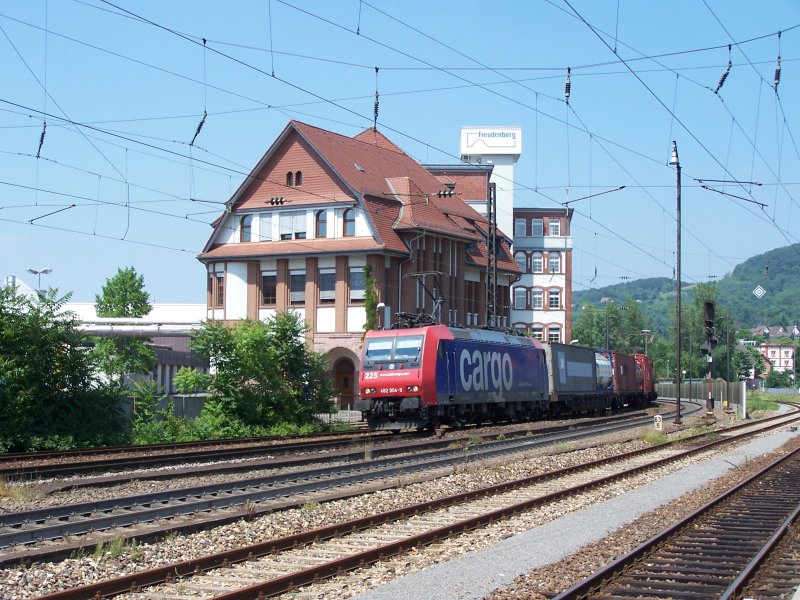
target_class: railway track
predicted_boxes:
[32,409,800,600]
[0,411,678,553]
[554,442,800,599]
[0,409,660,483]
[0,431,382,481]
[3,410,670,493]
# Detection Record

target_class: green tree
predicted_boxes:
[93,267,156,385]
[190,312,335,428]
[0,286,125,451]
[572,299,653,354]
[363,264,379,334]
[764,369,791,388]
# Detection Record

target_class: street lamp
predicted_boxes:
[669,141,682,425]
[27,267,52,293]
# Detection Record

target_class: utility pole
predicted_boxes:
[485,182,497,327]
[669,141,682,425]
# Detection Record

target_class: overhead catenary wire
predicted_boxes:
[6,0,800,286]
[563,0,800,261]
[0,3,749,282]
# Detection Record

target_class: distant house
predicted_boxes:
[750,324,797,381]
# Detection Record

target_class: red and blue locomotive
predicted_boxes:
[356,322,656,431]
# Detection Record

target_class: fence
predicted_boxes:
[656,380,746,410]
[762,387,799,395]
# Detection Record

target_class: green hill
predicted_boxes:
[572,243,800,333]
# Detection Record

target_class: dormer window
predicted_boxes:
[240,215,252,242]
[286,171,294,187]
[343,209,356,237]
[295,171,302,186]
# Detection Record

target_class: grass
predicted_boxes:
[747,392,782,415]
[551,441,572,454]
[93,536,135,560]
[0,478,41,503]
[640,430,668,446]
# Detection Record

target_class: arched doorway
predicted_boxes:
[333,357,356,410]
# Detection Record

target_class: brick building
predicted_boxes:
[198,121,519,405]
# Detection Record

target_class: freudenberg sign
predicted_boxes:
[460,126,522,155]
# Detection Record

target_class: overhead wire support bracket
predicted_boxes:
[699,184,768,208]
[561,186,625,206]
[29,204,76,224]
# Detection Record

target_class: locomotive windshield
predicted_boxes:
[364,335,423,362]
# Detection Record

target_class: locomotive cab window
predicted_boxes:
[395,336,423,361]
[364,339,393,362]
[364,335,423,365]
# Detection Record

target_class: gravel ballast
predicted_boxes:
[348,427,800,600]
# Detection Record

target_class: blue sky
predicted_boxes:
[1,0,798,303]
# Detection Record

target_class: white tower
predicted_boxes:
[459,126,522,242]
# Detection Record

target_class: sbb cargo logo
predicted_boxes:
[459,349,513,392]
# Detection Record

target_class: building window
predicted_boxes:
[315,210,327,238]
[548,325,561,343]
[240,215,252,242]
[532,252,543,273]
[532,218,543,236]
[343,209,356,237]
[319,268,336,303]
[515,251,527,273]
[261,271,277,305]
[280,210,307,240]
[532,288,543,309]
[532,325,544,341]
[295,171,302,186]
[514,218,526,237]
[208,272,224,308]
[286,171,294,187]
[548,252,561,273]
[261,214,272,241]
[514,287,527,310]
[549,219,560,236]
[349,267,365,303]
[548,288,560,309]
[290,270,305,305]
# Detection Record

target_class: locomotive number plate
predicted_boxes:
[380,387,403,394]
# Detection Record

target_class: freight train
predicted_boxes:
[355,323,656,431]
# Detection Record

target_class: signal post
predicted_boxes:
[700,301,718,420]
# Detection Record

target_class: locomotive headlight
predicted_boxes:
[407,385,419,392]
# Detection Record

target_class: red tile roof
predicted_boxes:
[201,120,518,274]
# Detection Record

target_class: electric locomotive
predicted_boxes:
[356,323,548,431]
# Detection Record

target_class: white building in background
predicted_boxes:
[3,274,207,394]
[457,127,573,342]
[510,208,573,343]
[459,126,521,241]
